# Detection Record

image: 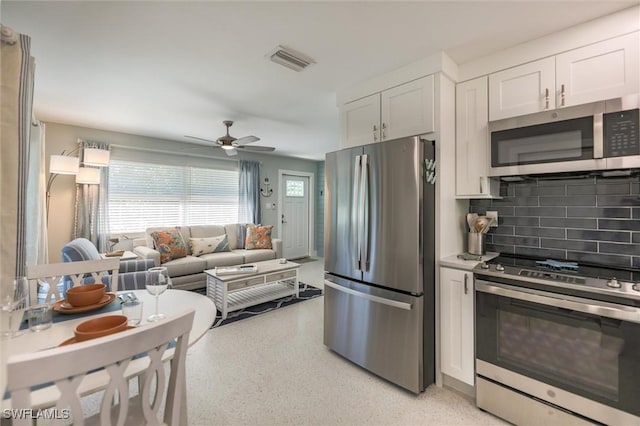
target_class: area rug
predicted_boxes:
[192,282,322,328]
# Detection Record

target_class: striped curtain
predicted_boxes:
[1,26,34,279]
[73,140,111,252]
[238,160,261,224]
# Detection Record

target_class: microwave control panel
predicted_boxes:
[604,109,639,158]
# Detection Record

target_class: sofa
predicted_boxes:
[132,223,282,290]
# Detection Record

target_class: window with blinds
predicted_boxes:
[108,160,239,233]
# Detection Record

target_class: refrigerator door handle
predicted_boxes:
[352,155,362,271]
[361,154,370,271]
[324,280,413,310]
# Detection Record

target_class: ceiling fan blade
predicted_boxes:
[236,145,275,152]
[224,148,238,157]
[234,135,260,145]
[184,135,217,144]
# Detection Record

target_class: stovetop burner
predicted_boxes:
[519,269,585,284]
[534,259,579,273]
[474,254,640,303]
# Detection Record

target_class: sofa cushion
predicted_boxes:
[189,234,230,256]
[145,226,192,255]
[189,225,226,239]
[234,248,277,263]
[150,228,187,264]
[199,251,246,269]
[161,255,207,277]
[245,224,273,250]
[224,223,247,250]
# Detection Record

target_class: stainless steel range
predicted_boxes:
[473,256,640,425]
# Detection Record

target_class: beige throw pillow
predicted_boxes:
[190,234,230,256]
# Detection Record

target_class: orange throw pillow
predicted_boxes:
[150,228,187,263]
[245,225,273,250]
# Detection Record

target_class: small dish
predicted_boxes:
[74,315,127,342]
[66,283,106,307]
[59,325,136,346]
[53,293,116,314]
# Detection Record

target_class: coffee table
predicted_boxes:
[204,259,300,320]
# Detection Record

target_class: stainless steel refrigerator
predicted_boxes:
[323,136,435,394]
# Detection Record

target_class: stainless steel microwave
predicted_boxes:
[488,96,640,177]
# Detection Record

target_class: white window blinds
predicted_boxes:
[108,160,239,234]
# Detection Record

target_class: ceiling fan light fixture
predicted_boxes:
[268,45,315,72]
[220,145,235,150]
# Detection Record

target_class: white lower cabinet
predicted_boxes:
[440,266,475,386]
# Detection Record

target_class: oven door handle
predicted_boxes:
[476,280,640,324]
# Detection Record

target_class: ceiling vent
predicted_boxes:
[268,45,315,72]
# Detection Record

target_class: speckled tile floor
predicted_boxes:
[185,258,507,426]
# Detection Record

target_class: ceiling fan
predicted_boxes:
[185,120,276,157]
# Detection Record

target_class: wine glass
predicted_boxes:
[146,267,169,322]
[0,276,28,338]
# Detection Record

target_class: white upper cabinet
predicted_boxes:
[340,94,381,148]
[340,75,434,148]
[489,32,640,121]
[556,32,639,108]
[381,75,435,141]
[489,57,555,121]
[456,76,499,198]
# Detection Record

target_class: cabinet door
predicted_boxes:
[440,267,474,385]
[456,77,496,198]
[340,94,381,148]
[556,32,640,108]
[489,57,555,121]
[381,75,434,140]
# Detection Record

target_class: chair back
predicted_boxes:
[61,238,102,262]
[26,258,120,304]
[6,309,195,426]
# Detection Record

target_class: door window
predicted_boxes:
[286,180,305,197]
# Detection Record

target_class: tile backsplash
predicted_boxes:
[469,174,640,270]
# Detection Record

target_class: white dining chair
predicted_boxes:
[6,309,195,426]
[26,258,121,304]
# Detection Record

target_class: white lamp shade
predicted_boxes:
[49,155,79,174]
[83,148,110,167]
[76,167,101,184]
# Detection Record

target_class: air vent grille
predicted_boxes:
[268,45,315,72]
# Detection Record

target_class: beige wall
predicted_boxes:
[44,122,320,261]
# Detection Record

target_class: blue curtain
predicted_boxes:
[74,141,111,251]
[238,160,260,224]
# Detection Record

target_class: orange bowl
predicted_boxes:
[66,283,106,307]
[74,315,128,342]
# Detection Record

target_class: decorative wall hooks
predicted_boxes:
[261,177,273,197]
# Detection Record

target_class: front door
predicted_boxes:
[281,174,310,259]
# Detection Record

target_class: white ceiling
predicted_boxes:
[2,1,636,161]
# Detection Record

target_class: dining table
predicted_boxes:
[0,288,216,421]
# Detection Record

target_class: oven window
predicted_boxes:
[491,116,594,167]
[497,309,622,400]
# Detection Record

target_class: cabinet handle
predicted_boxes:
[373,124,378,142]
[382,122,386,140]
[464,274,469,295]
[479,177,483,193]
[544,88,550,109]
[560,84,566,107]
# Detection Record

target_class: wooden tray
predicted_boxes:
[53,293,116,314]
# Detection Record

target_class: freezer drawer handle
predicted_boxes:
[324,280,413,311]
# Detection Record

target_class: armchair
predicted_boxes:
[61,238,154,291]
